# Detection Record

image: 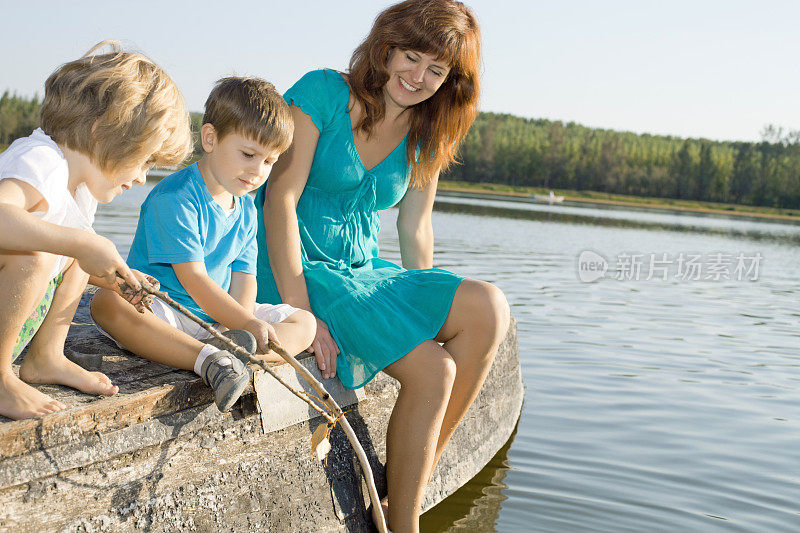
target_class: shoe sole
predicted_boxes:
[215,367,252,412]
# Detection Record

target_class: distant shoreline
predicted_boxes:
[436,181,800,224]
[142,171,800,224]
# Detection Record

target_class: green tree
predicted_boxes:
[695,142,716,201]
[669,141,693,199]
[730,144,757,204]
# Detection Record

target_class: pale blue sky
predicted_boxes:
[2,0,798,142]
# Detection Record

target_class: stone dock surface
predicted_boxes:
[0,290,523,532]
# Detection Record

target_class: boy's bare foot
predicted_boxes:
[19,352,118,396]
[0,371,68,420]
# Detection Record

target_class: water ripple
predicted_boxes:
[98,186,800,532]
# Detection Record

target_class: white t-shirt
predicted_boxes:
[0,128,98,278]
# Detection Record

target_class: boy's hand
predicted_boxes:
[244,318,283,356]
[77,234,141,292]
[115,271,159,313]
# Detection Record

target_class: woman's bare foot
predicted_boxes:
[19,352,118,396]
[0,371,68,420]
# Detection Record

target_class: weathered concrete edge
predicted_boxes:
[1,320,522,500]
[254,355,366,434]
[0,353,357,491]
[0,319,522,532]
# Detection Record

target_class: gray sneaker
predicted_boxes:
[200,329,257,360]
[200,350,252,412]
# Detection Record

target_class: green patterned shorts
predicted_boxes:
[12,273,64,358]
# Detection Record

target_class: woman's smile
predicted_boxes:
[398,76,421,92]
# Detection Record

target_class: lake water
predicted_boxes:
[96,186,800,532]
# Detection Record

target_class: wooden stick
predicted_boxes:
[136,281,388,532]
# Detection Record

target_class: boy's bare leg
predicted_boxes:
[256,310,316,363]
[20,259,118,396]
[91,288,206,371]
[0,251,68,420]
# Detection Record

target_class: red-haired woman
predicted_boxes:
[254,1,509,530]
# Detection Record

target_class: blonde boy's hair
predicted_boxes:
[40,40,192,175]
[203,77,294,153]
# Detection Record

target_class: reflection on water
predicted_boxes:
[421,425,517,533]
[98,186,800,532]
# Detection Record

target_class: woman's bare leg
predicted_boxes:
[382,340,457,533]
[376,279,510,527]
[20,259,118,395]
[431,279,510,473]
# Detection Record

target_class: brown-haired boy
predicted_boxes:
[91,77,316,413]
[0,41,193,420]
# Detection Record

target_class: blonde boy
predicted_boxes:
[0,41,192,420]
[91,77,316,413]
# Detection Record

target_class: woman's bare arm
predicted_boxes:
[264,105,318,311]
[264,104,340,378]
[396,171,440,270]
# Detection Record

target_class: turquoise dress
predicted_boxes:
[255,70,463,389]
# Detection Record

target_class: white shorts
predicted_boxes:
[96,295,299,349]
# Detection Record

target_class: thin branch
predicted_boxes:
[135,280,388,532]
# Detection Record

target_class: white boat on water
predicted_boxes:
[531,191,565,204]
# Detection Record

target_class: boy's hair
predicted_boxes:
[202,77,294,153]
[40,40,192,175]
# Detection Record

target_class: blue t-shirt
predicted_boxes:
[127,163,258,323]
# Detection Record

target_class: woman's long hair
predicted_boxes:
[347,0,481,188]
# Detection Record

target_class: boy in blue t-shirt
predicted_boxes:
[91,77,316,412]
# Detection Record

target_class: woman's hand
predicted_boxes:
[308,316,339,379]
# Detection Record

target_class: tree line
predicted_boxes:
[444,113,800,209]
[3,91,799,208]
[0,92,41,147]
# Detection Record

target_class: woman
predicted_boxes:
[255,1,509,530]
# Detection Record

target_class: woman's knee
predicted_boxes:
[486,282,511,335]
[435,353,457,385]
[413,354,456,397]
[388,343,457,392]
[460,279,510,336]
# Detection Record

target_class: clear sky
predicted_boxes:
[2,0,798,142]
